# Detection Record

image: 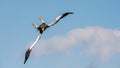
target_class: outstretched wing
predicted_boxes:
[29,34,41,50]
[24,34,41,64]
[48,12,73,27]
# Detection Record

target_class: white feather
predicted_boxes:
[48,15,62,27]
[29,34,41,50]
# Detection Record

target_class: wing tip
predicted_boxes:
[24,48,32,64]
[24,60,26,64]
[68,12,74,14]
[65,12,74,14]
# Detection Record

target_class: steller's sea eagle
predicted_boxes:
[24,12,73,64]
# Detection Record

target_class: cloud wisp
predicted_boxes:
[32,27,120,59]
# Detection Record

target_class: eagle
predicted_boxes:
[24,12,73,64]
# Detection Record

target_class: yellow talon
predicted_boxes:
[32,22,37,28]
[40,17,43,22]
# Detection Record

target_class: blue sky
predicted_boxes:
[0,0,120,68]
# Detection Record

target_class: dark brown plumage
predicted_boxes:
[37,23,49,34]
[24,48,32,64]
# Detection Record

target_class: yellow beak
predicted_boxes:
[42,27,45,31]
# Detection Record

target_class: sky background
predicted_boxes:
[0,0,120,68]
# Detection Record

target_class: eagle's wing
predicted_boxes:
[48,12,73,27]
[29,34,41,50]
[24,34,41,64]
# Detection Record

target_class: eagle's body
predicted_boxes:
[24,12,73,64]
[37,23,49,34]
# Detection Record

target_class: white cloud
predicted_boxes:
[32,26,120,59]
